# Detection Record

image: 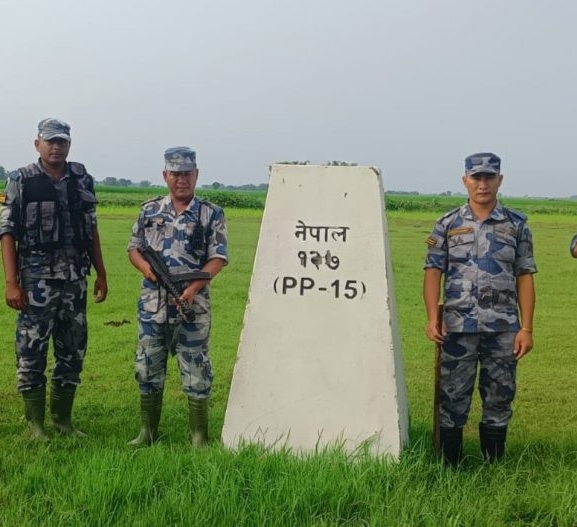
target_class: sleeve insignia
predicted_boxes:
[425,235,438,246]
[0,192,7,205]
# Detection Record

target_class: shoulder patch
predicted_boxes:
[0,192,6,205]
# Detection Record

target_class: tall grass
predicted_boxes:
[1,198,577,525]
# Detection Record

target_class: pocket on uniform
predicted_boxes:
[137,287,161,313]
[25,202,39,228]
[77,188,97,211]
[492,227,516,263]
[40,202,55,232]
[143,224,165,252]
[448,232,475,262]
[444,279,473,310]
[192,293,210,316]
[82,212,94,242]
[40,202,58,243]
[491,277,517,312]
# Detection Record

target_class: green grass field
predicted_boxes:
[1,196,577,526]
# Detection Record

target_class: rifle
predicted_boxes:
[433,303,444,454]
[139,245,212,322]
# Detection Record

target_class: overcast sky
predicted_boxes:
[1,0,575,197]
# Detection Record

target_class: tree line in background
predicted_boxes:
[0,169,151,188]
[0,161,356,191]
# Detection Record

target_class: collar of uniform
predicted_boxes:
[461,201,506,221]
[488,201,506,221]
[37,159,70,180]
[185,195,199,215]
[160,194,198,215]
[461,203,475,220]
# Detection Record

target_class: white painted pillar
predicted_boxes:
[222,164,409,457]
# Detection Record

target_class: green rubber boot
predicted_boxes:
[128,392,163,446]
[22,386,49,441]
[188,397,209,447]
[50,383,87,437]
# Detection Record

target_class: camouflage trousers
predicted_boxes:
[15,276,88,392]
[135,319,213,398]
[440,332,516,428]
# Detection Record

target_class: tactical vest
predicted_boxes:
[18,162,95,254]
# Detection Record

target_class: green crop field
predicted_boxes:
[1,192,577,526]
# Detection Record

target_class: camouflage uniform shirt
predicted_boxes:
[0,161,96,280]
[424,202,537,333]
[127,195,228,324]
[570,234,577,255]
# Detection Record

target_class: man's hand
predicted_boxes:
[180,281,205,306]
[141,263,156,282]
[5,281,27,311]
[425,318,445,344]
[514,328,533,359]
[93,275,108,303]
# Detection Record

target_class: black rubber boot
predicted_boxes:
[188,397,209,447]
[128,391,163,446]
[440,427,463,468]
[50,383,86,437]
[479,423,507,462]
[22,386,49,441]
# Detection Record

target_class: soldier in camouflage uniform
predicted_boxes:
[127,146,227,447]
[0,118,108,441]
[423,152,537,466]
[570,234,577,257]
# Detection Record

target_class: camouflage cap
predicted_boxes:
[465,152,501,176]
[38,118,71,141]
[164,147,197,172]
